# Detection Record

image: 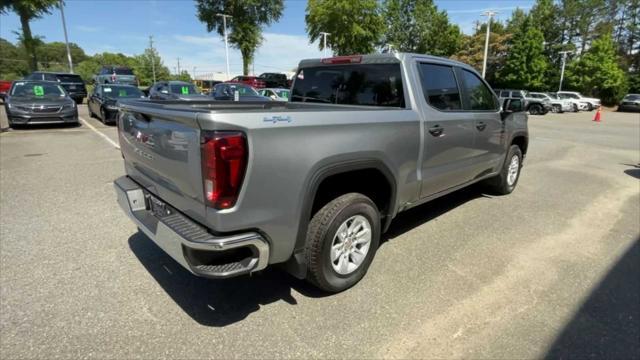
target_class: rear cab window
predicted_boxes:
[291,63,405,107]
[56,74,83,83]
[114,68,133,75]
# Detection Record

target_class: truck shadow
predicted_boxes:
[544,238,640,359]
[128,185,488,327]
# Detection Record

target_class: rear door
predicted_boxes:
[118,104,206,222]
[456,67,504,177]
[417,62,478,198]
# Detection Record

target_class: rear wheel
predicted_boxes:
[587,103,594,111]
[529,104,542,115]
[305,193,380,292]
[572,103,579,112]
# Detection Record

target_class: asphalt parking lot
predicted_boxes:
[1,105,638,358]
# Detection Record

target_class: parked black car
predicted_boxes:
[25,72,86,104]
[210,83,272,101]
[4,80,78,128]
[618,94,640,112]
[258,72,289,88]
[148,81,209,101]
[88,84,145,124]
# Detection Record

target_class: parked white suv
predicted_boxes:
[557,91,601,111]
[529,92,574,113]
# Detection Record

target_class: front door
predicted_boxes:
[456,68,504,177]
[417,62,478,198]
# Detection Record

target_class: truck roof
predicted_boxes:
[297,52,476,72]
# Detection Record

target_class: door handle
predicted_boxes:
[428,125,444,137]
[476,122,487,131]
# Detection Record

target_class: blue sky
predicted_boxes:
[0,0,534,77]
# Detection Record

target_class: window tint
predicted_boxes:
[291,64,405,107]
[418,63,461,111]
[44,73,57,81]
[499,90,509,97]
[511,91,523,98]
[26,73,42,80]
[459,70,498,110]
[114,68,133,75]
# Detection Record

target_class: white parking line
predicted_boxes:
[79,116,120,149]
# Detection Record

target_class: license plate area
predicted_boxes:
[146,193,173,218]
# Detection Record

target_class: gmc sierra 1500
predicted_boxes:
[114,53,528,292]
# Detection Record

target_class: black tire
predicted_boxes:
[305,193,381,293]
[529,104,541,115]
[572,103,579,112]
[100,107,106,123]
[587,103,593,111]
[74,97,83,105]
[552,104,562,113]
[484,145,523,195]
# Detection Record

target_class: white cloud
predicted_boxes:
[75,25,102,33]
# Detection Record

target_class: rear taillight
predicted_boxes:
[201,131,248,210]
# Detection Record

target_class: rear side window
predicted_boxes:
[459,70,498,110]
[511,91,523,98]
[114,68,133,75]
[291,64,405,107]
[499,90,510,97]
[56,74,83,83]
[418,63,461,111]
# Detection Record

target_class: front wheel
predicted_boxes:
[552,104,562,113]
[484,145,523,195]
[587,103,594,111]
[305,193,381,292]
[572,103,579,112]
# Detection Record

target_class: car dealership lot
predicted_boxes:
[1,106,638,358]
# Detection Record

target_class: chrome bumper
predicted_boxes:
[114,176,269,278]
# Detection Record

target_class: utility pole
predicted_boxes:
[176,57,181,75]
[217,13,232,79]
[319,32,330,58]
[558,51,573,92]
[481,10,497,79]
[149,35,156,83]
[59,1,73,73]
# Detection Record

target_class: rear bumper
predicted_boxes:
[114,176,269,278]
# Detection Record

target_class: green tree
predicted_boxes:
[170,70,193,82]
[496,21,550,90]
[452,21,510,86]
[382,0,461,56]
[195,0,284,75]
[0,38,28,79]
[0,0,60,72]
[37,41,88,71]
[132,47,171,86]
[565,34,628,105]
[306,0,383,55]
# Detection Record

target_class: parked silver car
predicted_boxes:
[529,92,574,113]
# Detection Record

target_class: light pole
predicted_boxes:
[558,51,573,92]
[217,13,232,79]
[149,35,156,83]
[481,10,497,79]
[59,1,73,73]
[319,32,330,58]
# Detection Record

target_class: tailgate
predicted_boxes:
[118,103,206,223]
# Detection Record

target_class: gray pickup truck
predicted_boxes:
[114,53,528,292]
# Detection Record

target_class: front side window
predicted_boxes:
[459,69,498,110]
[114,68,133,75]
[499,90,510,97]
[102,86,143,98]
[418,63,461,111]
[291,63,405,107]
